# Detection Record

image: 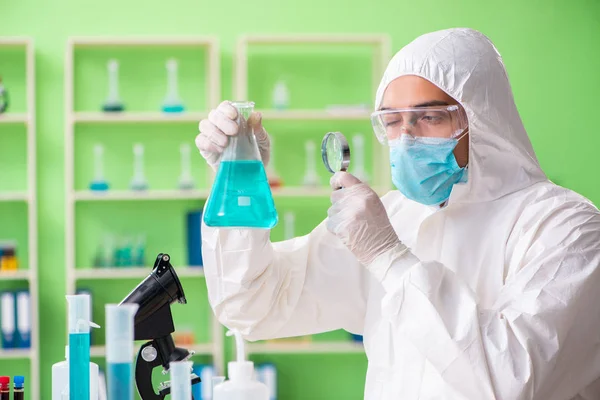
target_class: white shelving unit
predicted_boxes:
[0,348,34,360]
[73,111,208,124]
[72,187,332,202]
[0,37,39,400]
[246,341,364,355]
[234,35,391,354]
[73,189,212,202]
[0,270,32,281]
[74,266,204,280]
[259,109,372,121]
[235,34,392,193]
[0,113,30,124]
[0,191,30,202]
[90,341,214,358]
[233,34,390,356]
[64,36,224,374]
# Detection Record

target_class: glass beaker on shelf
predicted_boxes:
[203,101,278,229]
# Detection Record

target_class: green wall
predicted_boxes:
[1,0,600,398]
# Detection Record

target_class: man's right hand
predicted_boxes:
[196,100,271,170]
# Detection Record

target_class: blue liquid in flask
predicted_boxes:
[204,160,278,228]
[69,332,90,400]
[162,104,185,113]
[107,363,133,400]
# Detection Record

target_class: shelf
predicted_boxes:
[0,191,29,202]
[73,188,332,201]
[72,109,368,123]
[0,270,31,281]
[90,342,214,358]
[74,189,210,201]
[246,341,364,354]
[272,187,331,197]
[89,346,107,358]
[241,34,390,45]
[0,38,31,47]
[259,109,371,121]
[71,37,217,48]
[189,343,215,355]
[75,266,204,280]
[0,348,32,359]
[0,113,29,124]
[73,111,207,124]
[65,35,224,377]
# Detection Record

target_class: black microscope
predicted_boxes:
[120,253,201,399]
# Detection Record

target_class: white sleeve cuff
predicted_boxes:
[367,243,420,289]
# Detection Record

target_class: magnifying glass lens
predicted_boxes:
[326,138,342,171]
[321,132,350,174]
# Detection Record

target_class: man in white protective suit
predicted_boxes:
[195,28,600,399]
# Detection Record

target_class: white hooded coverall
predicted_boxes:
[201,28,600,399]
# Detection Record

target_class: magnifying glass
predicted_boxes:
[321,131,350,174]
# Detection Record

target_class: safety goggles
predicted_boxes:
[371,105,468,145]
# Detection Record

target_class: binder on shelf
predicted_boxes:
[1,291,16,349]
[187,210,204,267]
[15,290,31,349]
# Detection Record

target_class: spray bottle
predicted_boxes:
[52,346,100,399]
[213,330,268,400]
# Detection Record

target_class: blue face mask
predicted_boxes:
[390,135,467,206]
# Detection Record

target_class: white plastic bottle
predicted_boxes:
[52,346,99,400]
[213,330,268,400]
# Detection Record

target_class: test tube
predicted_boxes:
[170,361,193,400]
[105,304,138,400]
[13,376,24,400]
[0,377,9,400]
[66,294,93,400]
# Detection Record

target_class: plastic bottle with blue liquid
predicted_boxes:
[203,101,278,229]
[105,303,138,400]
[66,294,100,400]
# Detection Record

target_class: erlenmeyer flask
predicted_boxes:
[203,101,278,228]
